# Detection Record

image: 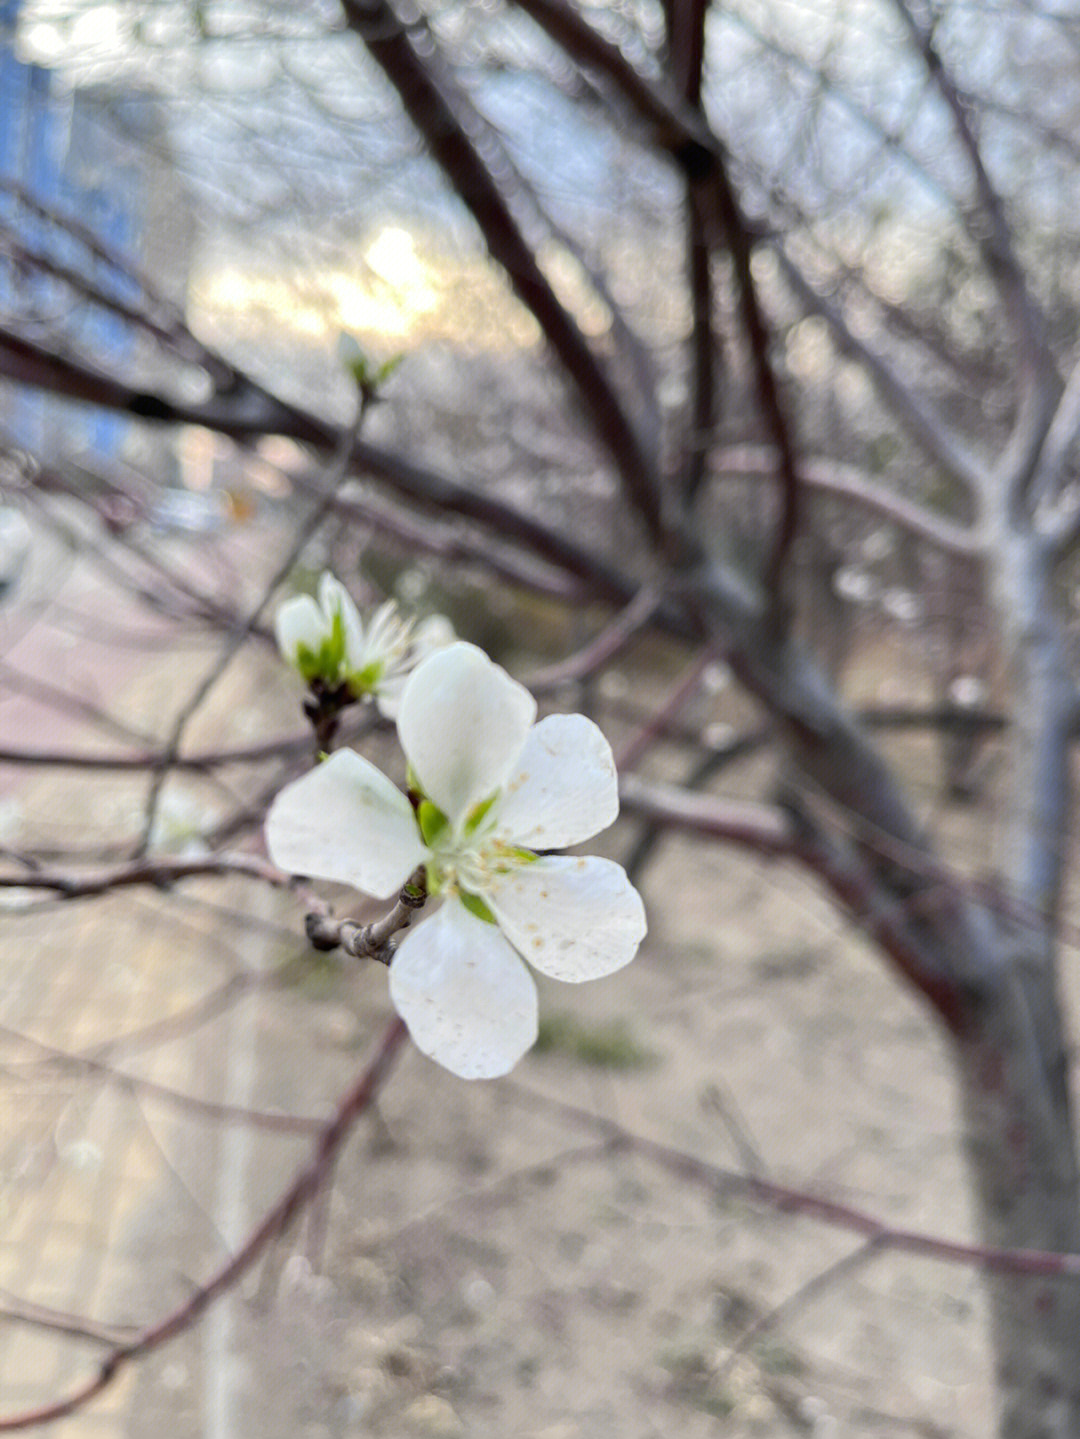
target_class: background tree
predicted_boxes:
[4,0,1080,1434]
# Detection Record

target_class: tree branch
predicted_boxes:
[773,247,985,493]
[889,0,1057,513]
[712,445,982,556]
[0,1018,408,1433]
[340,0,667,548]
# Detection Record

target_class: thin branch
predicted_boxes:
[340,0,667,548]
[615,644,722,773]
[0,725,367,772]
[712,445,982,557]
[0,1288,136,1349]
[706,169,802,624]
[507,1083,1080,1281]
[283,462,582,600]
[717,1237,884,1380]
[0,1023,325,1136]
[0,852,287,900]
[619,764,970,1033]
[890,0,1056,510]
[0,177,237,389]
[135,402,365,854]
[0,658,154,747]
[1036,351,1080,547]
[0,325,642,604]
[509,0,801,607]
[509,0,714,151]
[773,246,984,494]
[665,0,716,511]
[618,772,795,855]
[524,582,665,691]
[0,1017,408,1433]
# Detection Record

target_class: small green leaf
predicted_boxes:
[418,800,449,847]
[458,890,496,924]
[294,641,323,681]
[376,354,405,385]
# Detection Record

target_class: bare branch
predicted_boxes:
[773,246,985,494]
[341,0,667,547]
[0,852,287,900]
[1035,351,1080,546]
[0,326,641,601]
[890,0,1056,492]
[618,772,794,854]
[510,0,802,609]
[0,1018,408,1433]
[508,1083,1080,1282]
[713,444,982,556]
[0,1023,325,1136]
[524,582,665,691]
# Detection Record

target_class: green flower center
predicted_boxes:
[416,793,536,922]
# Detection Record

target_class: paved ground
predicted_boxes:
[0,511,327,1435]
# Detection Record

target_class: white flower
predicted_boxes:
[266,642,646,1079]
[275,572,452,715]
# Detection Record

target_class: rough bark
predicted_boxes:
[957,952,1080,1437]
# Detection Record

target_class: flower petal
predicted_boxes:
[373,674,407,720]
[373,614,456,718]
[397,643,536,826]
[389,901,538,1079]
[486,855,646,982]
[275,594,326,666]
[265,749,429,898]
[411,613,456,661]
[493,713,619,849]
[318,572,366,666]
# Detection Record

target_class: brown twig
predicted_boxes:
[506,1083,1080,1282]
[304,868,428,964]
[0,1017,409,1433]
[0,852,288,900]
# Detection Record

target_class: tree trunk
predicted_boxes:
[956,940,1080,1437]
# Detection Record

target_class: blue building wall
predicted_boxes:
[0,0,137,460]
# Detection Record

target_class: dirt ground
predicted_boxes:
[122,812,996,1439]
[0,521,1023,1438]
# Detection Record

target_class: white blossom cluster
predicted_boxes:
[275,571,454,716]
[267,629,646,1079]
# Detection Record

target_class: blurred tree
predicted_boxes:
[5,0,1080,1433]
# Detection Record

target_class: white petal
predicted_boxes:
[397,643,536,825]
[265,749,429,898]
[411,613,456,661]
[486,856,646,982]
[275,594,326,665]
[373,673,407,720]
[372,614,456,718]
[494,714,619,849]
[318,572,366,665]
[389,902,538,1079]
[317,571,358,625]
